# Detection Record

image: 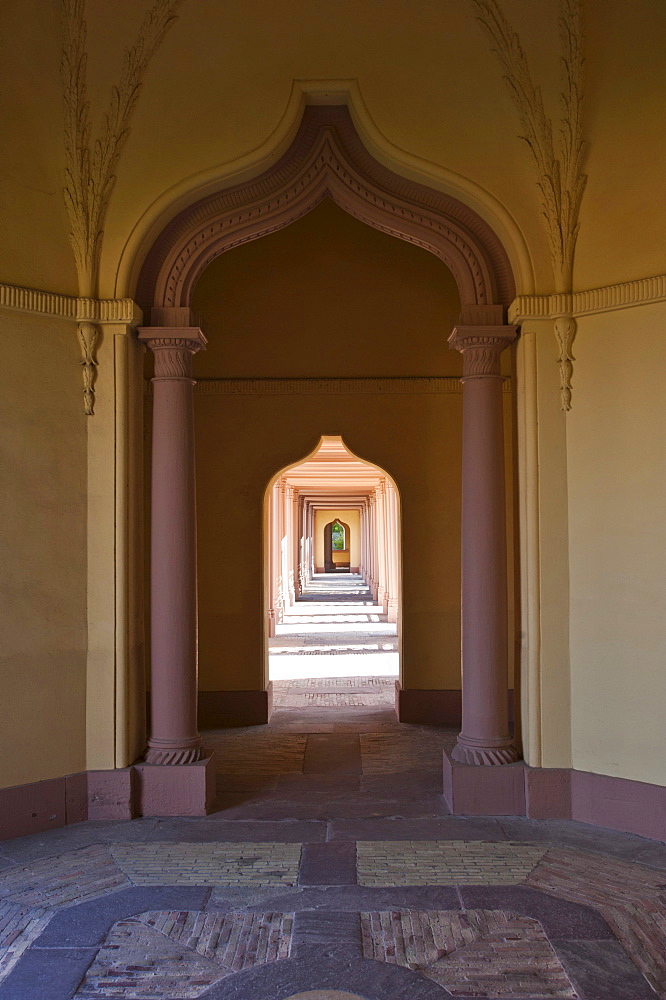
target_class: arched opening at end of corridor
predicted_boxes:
[264,436,401,716]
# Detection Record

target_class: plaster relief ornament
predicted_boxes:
[469,0,587,409]
[61,0,184,413]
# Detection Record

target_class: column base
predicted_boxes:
[451,740,520,766]
[134,756,216,816]
[387,598,399,623]
[444,750,526,815]
[144,744,205,765]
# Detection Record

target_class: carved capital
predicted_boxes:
[448,325,517,379]
[138,326,207,380]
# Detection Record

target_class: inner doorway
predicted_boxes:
[265,436,400,713]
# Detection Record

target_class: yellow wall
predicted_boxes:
[4,2,665,300]
[2,0,664,794]
[567,302,666,786]
[0,310,87,787]
[192,200,462,379]
[314,509,361,570]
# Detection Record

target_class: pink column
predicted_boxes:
[386,485,399,623]
[449,325,519,765]
[139,327,207,765]
[267,484,278,637]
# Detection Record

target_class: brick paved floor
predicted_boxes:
[1,579,665,998]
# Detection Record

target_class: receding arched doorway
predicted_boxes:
[323,518,350,572]
[263,436,402,714]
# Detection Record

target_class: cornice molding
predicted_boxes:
[509,273,666,322]
[0,282,141,324]
[0,281,142,414]
[162,377,511,395]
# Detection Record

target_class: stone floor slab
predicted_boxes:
[552,939,657,1000]
[35,886,211,947]
[458,885,614,941]
[0,945,98,1000]
[329,817,508,841]
[150,820,327,842]
[298,844,358,887]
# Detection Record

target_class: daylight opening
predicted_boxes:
[265,436,400,711]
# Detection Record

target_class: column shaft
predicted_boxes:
[139,327,206,765]
[449,325,519,766]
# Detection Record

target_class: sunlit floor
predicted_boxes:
[268,572,399,681]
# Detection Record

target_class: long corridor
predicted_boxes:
[269,573,398,708]
[0,583,664,998]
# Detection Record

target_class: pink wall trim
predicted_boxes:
[571,769,666,842]
[443,751,666,843]
[0,760,663,842]
[396,683,515,726]
[0,773,88,840]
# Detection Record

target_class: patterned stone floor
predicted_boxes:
[1,580,665,998]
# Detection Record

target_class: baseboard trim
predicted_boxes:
[198,689,271,728]
[396,683,515,726]
[0,773,89,840]
[1,748,663,843]
[443,751,666,842]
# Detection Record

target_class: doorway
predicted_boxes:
[265,436,401,714]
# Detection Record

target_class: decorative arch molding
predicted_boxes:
[136,104,515,320]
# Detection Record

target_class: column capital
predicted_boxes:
[448,324,517,379]
[138,326,207,379]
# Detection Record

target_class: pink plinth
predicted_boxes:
[443,750,526,815]
[134,757,216,817]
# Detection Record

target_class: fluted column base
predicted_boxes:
[144,740,204,765]
[452,738,520,766]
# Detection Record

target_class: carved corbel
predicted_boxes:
[554,314,576,411]
[77,320,99,415]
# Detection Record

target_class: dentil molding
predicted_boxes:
[3,273,665,327]
[509,274,666,321]
[3,272,666,409]
[0,283,140,323]
[189,377,511,395]
[0,282,142,414]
